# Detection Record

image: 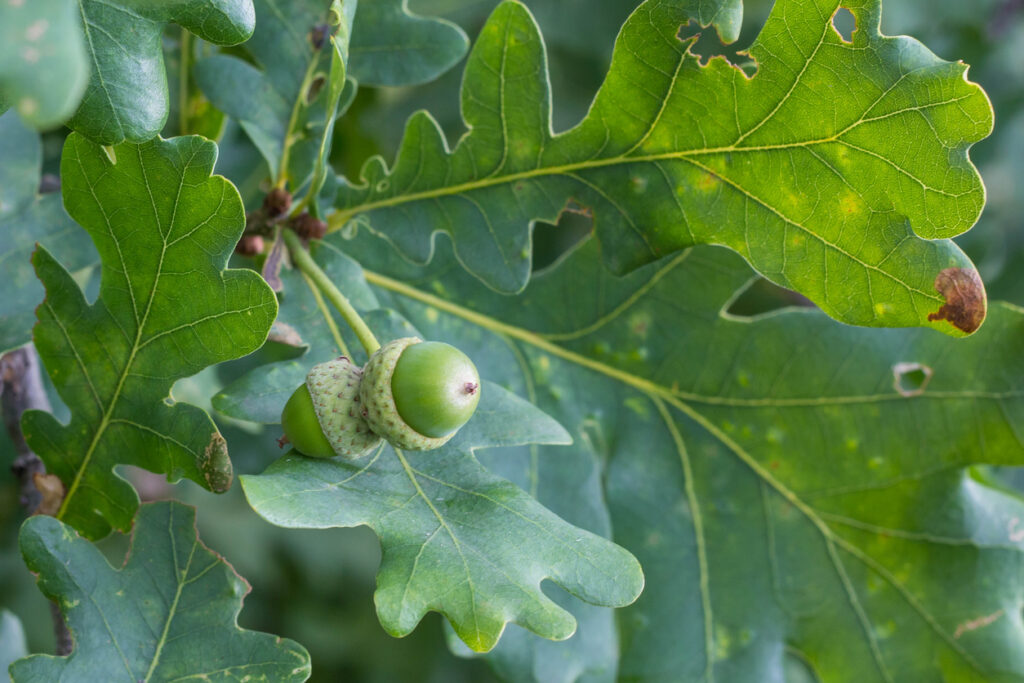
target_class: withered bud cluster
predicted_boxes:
[290,213,327,241]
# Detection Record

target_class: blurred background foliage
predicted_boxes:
[2,0,1022,681]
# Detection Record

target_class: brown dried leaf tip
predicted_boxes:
[927,268,986,334]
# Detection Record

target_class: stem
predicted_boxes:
[282,229,379,355]
[178,28,192,136]
[1,345,73,656]
[276,52,321,189]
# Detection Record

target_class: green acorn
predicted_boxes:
[280,357,382,458]
[360,337,481,451]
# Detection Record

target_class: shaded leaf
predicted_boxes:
[241,375,644,653]
[70,0,255,144]
[22,133,277,540]
[195,0,357,185]
[10,501,310,682]
[344,230,1024,682]
[0,610,28,677]
[0,0,88,129]
[333,0,992,335]
[349,0,469,87]
[0,111,96,354]
[223,237,642,652]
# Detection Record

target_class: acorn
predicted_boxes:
[359,337,481,451]
[280,357,382,458]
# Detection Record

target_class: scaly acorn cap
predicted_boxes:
[360,337,453,451]
[306,357,382,458]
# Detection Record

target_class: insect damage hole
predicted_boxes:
[892,362,933,397]
[832,7,856,43]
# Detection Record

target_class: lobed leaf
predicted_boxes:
[333,0,993,335]
[10,502,310,682]
[0,0,88,129]
[0,111,96,354]
[22,133,277,540]
[225,239,643,652]
[70,0,255,144]
[241,378,643,653]
[343,229,1024,682]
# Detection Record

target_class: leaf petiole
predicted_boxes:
[282,228,380,355]
[276,45,322,189]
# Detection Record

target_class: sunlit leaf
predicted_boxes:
[333,0,992,335]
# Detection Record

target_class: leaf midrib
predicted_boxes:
[362,263,993,674]
[363,266,1019,408]
[57,144,191,522]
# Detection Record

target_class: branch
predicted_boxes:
[1,344,73,655]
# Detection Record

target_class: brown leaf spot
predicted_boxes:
[32,473,65,516]
[927,268,985,334]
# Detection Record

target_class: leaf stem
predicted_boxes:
[178,28,192,137]
[276,48,322,189]
[282,229,379,355]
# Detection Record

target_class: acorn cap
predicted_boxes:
[306,357,382,458]
[360,337,454,451]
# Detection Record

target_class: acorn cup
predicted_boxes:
[360,337,481,451]
[280,357,382,458]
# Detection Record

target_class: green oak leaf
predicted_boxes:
[340,230,1024,682]
[69,0,255,145]
[22,133,278,540]
[0,0,88,129]
[241,374,643,653]
[9,501,310,682]
[195,0,357,186]
[0,110,96,354]
[332,0,992,336]
[349,0,469,87]
[219,239,642,652]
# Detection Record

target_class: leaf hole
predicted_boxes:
[723,277,814,319]
[832,7,856,43]
[532,200,593,272]
[676,21,758,77]
[892,362,933,397]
